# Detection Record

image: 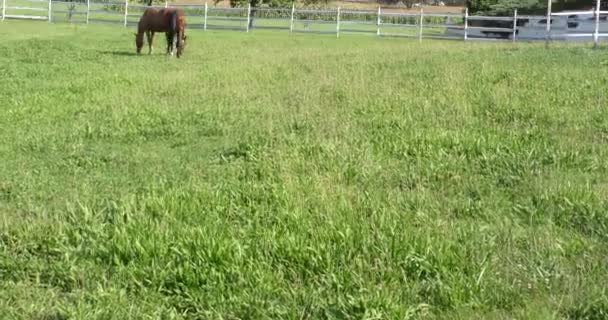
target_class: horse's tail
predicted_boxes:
[171,10,177,34]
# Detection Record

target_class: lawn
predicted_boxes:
[1,20,608,319]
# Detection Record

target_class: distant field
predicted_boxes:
[1,20,608,319]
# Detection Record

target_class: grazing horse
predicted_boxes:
[135,8,187,57]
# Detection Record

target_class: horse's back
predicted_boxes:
[138,8,169,31]
[141,8,182,18]
[138,8,185,32]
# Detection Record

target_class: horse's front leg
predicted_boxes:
[146,31,155,54]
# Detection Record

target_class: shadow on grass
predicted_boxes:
[100,51,139,56]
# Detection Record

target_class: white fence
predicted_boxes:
[1,0,607,45]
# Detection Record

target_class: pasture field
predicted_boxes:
[1,20,608,319]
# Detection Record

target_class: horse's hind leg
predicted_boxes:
[165,32,171,55]
[146,31,155,54]
[166,32,175,56]
[171,33,177,56]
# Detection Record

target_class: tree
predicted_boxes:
[377,0,418,8]
[466,0,599,16]
[466,0,544,15]
[464,0,600,39]
[227,0,292,7]
[224,0,328,29]
[221,0,285,29]
[146,0,165,5]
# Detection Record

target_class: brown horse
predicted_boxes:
[135,8,187,58]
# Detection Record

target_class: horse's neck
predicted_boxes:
[137,21,147,34]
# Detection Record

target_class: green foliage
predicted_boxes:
[69,0,165,5]
[300,0,330,6]
[467,0,601,15]
[466,0,545,15]
[225,0,294,8]
[142,0,165,5]
[222,0,329,8]
[2,20,608,319]
[379,0,417,8]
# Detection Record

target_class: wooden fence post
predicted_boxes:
[204,2,207,30]
[418,7,423,42]
[124,0,128,27]
[545,0,552,48]
[376,6,381,36]
[1,0,5,22]
[86,0,90,24]
[48,0,52,22]
[290,3,294,32]
[594,0,600,48]
[246,3,250,32]
[464,7,468,41]
[512,9,517,42]
[336,7,340,38]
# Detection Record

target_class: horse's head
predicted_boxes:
[176,33,187,58]
[134,32,144,54]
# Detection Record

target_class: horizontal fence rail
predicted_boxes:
[1,0,607,45]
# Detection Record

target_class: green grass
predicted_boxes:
[1,20,608,320]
